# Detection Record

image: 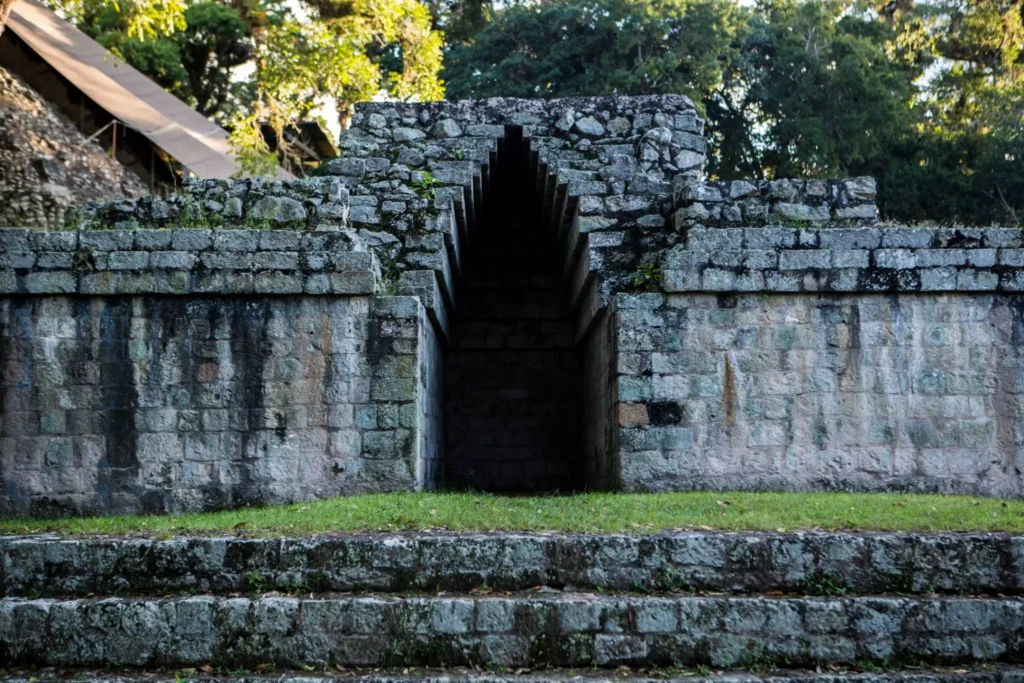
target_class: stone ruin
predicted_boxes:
[2,94,1024,516]
[0,67,147,230]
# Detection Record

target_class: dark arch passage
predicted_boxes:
[443,127,583,492]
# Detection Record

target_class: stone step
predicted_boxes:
[3,532,1021,599]
[3,668,1024,683]
[2,593,1022,669]
[5,668,1024,683]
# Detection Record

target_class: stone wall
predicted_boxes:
[0,225,377,296]
[612,211,1024,496]
[615,292,1024,497]
[0,227,442,517]
[8,93,1024,506]
[662,224,1024,294]
[673,177,880,228]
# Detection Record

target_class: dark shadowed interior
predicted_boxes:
[444,127,583,492]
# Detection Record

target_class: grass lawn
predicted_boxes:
[1,491,1024,537]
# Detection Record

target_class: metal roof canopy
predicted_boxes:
[6,0,292,179]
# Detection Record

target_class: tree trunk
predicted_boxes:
[0,0,17,36]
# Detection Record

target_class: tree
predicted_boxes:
[78,0,254,122]
[177,1,256,119]
[55,0,444,176]
[891,0,1024,223]
[229,0,445,175]
[704,0,1022,224]
[445,0,1019,224]
[2,0,185,38]
[45,0,187,37]
[421,0,492,45]
[706,0,920,181]
[443,0,743,106]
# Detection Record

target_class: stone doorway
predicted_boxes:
[443,127,583,492]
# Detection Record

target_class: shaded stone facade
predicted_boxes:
[3,93,1024,514]
[0,227,441,516]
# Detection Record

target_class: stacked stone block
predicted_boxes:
[0,225,442,516]
[2,532,1024,674]
[4,593,1024,670]
[0,227,378,296]
[326,95,706,307]
[609,176,1024,497]
[67,177,350,231]
[673,177,879,228]
[6,93,1024,504]
[661,224,1024,293]
[5,531,1022,597]
[613,292,1024,496]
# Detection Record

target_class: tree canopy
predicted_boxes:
[0,0,1019,223]
[446,0,1023,225]
[47,0,444,175]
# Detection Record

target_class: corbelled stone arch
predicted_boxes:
[329,96,706,491]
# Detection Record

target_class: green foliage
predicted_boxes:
[65,0,188,39]
[444,0,742,106]
[632,262,662,292]
[230,114,280,178]
[246,570,267,593]
[78,0,254,122]
[57,0,444,175]
[41,0,1024,222]
[176,2,255,119]
[228,0,445,172]
[178,201,223,228]
[241,213,274,231]
[704,0,1023,225]
[424,0,492,45]
[411,170,442,198]
[799,572,848,596]
[446,0,1022,225]
[708,0,919,179]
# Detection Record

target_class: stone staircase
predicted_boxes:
[2,531,1024,680]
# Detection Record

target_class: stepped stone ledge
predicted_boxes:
[3,531,1024,598]
[4,674,1024,683]
[2,594,1023,669]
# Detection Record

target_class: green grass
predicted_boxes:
[2,491,1023,537]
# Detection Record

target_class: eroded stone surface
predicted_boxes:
[614,293,1024,497]
[0,294,437,516]
[3,672,1024,683]
[1,594,1022,669]
[2,531,1022,598]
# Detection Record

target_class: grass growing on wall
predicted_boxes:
[2,491,1024,537]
